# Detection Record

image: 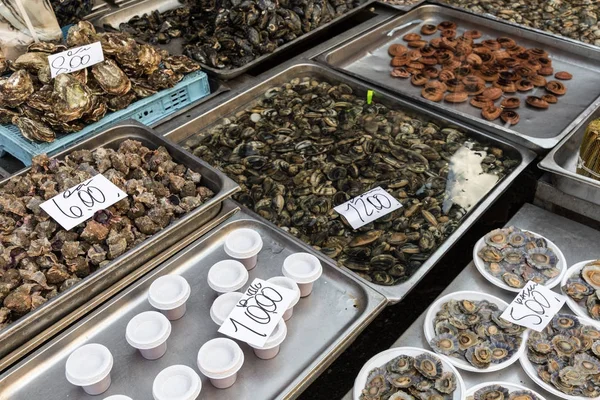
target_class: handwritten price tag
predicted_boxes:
[334,187,402,230]
[500,281,566,332]
[218,278,296,347]
[48,42,104,78]
[40,174,126,231]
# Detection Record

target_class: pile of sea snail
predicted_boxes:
[429,298,525,369]
[562,259,600,320]
[181,76,518,285]
[439,0,600,47]
[527,313,600,397]
[360,353,458,399]
[466,384,542,400]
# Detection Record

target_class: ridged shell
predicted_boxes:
[414,353,443,379]
[582,263,600,289]
[473,384,509,400]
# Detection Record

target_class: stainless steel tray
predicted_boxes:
[164,61,535,303]
[316,4,600,151]
[375,0,426,11]
[539,106,600,206]
[0,203,387,400]
[94,0,375,80]
[0,120,239,361]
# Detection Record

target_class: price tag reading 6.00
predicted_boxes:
[334,187,402,230]
[48,42,104,78]
[218,278,296,347]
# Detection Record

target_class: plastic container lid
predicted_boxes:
[126,311,172,350]
[152,365,202,400]
[148,275,191,310]
[103,396,133,400]
[224,228,263,259]
[250,319,287,350]
[65,343,113,387]
[266,276,300,308]
[197,338,244,379]
[210,292,244,326]
[282,253,323,284]
[207,260,248,293]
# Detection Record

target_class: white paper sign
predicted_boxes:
[40,174,126,231]
[218,278,296,347]
[48,42,104,78]
[500,280,567,332]
[333,186,402,230]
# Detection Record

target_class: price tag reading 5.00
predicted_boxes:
[218,278,296,347]
[500,280,567,332]
[48,42,104,78]
[40,174,126,231]
[334,187,402,230]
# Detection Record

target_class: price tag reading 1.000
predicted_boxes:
[48,41,104,78]
[40,174,127,231]
[500,280,567,332]
[334,186,402,230]
[218,278,296,347]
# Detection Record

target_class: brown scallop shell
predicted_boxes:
[528,48,548,58]
[438,70,455,82]
[456,36,474,46]
[555,71,573,80]
[514,52,531,62]
[541,94,558,104]
[420,45,436,57]
[501,97,521,109]
[420,56,438,66]
[470,95,494,109]
[482,87,503,101]
[456,43,473,55]
[388,44,408,57]
[429,38,442,48]
[476,69,500,82]
[407,61,425,70]
[403,33,422,42]
[482,105,502,120]
[499,71,519,81]
[462,75,484,86]
[425,80,448,92]
[479,53,496,65]
[445,78,465,93]
[421,87,445,102]
[507,45,526,55]
[497,37,516,49]
[437,21,457,31]
[463,30,482,39]
[545,80,567,95]
[441,29,457,39]
[466,53,483,66]
[501,110,520,125]
[526,96,549,109]
[516,79,534,92]
[538,67,554,76]
[492,50,511,60]
[444,92,469,103]
[500,58,520,68]
[407,50,422,61]
[411,73,428,86]
[515,66,535,77]
[406,67,423,75]
[526,59,542,71]
[441,37,458,49]
[423,66,440,79]
[391,67,410,78]
[390,56,409,67]
[408,40,428,49]
[473,46,492,56]
[482,40,501,50]
[493,79,517,93]
[530,75,547,87]
[420,24,437,35]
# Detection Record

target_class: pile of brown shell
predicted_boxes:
[562,260,600,320]
[0,21,200,143]
[388,21,572,125]
[0,140,214,329]
[430,299,524,369]
[180,76,519,285]
[360,353,458,399]
[466,384,541,400]
[526,313,600,397]
[116,0,360,70]
[477,226,560,289]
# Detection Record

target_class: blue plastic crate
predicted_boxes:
[0,69,210,166]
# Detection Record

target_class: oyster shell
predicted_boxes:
[1,70,35,107]
[91,59,131,96]
[12,116,55,143]
[52,73,92,122]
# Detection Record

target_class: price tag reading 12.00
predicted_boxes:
[218,278,296,347]
[48,42,104,78]
[333,186,402,230]
[500,280,567,332]
[40,174,126,231]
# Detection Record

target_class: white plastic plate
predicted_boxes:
[466,381,547,400]
[560,260,600,328]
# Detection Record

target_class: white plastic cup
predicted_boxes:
[103,396,133,400]
[152,365,202,400]
[197,338,244,389]
[282,253,323,297]
[266,276,300,321]
[210,292,244,326]
[65,343,113,395]
[207,260,249,294]
[249,319,287,360]
[148,275,191,320]
[126,311,172,360]
[224,228,263,270]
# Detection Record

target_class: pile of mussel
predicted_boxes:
[181,76,518,285]
[117,0,361,69]
[0,21,200,143]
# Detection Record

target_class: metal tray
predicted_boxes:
[316,4,600,151]
[375,0,426,11]
[93,0,374,80]
[0,203,387,400]
[539,106,600,206]
[0,120,239,361]
[165,61,535,303]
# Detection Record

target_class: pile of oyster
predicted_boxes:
[116,0,361,70]
[0,140,214,329]
[360,353,458,399]
[466,384,541,400]
[0,21,200,143]
[477,226,561,289]
[562,260,600,320]
[526,313,600,397]
[429,298,524,369]
[181,76,518,285]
